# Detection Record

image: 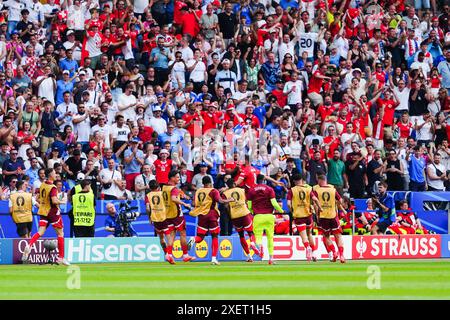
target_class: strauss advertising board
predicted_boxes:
[352,235,441,259]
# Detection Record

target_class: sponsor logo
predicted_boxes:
[352,235,441,259]
[13,239,59,264]
[195,240,208,258]
[271,236,352,260]
[219,239,232,258]
[172,240,183,259]
[66,238,163,263]
[355,236,368,259]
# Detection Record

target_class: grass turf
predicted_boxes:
[1,259,450,299]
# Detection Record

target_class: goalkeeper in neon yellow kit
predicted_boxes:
[247,174,284,265]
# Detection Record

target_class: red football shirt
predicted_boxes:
[247,184,276,214]
[201,111,222,133]
[206,189,221,215]
[154,159,173,184]
[307,70,324,94]
[138,126,154,143]
[174,0,187,25]
[396,121,412,139]
[323,136,340,159]
[182,112,203,137]
[271,89,287,107]
[317,104,336,122]
[180,13,199,38]
[377,98,398,126]
[236,165,260,190]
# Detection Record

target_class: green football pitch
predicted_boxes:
[1,259,450,299]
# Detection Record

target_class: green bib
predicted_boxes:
[73,191,95,227]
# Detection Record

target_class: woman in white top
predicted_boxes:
[289,129,303,173]
[47,148,62,169]
[169,52,187,90]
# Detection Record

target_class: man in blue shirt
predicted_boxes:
[150,37,172,86]
[158,123,183,150]
[437,49,450,95]
[104,202,137,237]
[2,149,25,185]
[59,49,79,77]
[279,0,299,10]
[55,72,74,106]
[206,143,222,181]
[25,157,39,187]
[251,94,267,127]
[264,115,281,133]
[406,146,427,191]
[371,181,396,235]
[123,138,145,192]
[260,52,281,91]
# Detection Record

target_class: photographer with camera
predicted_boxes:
[104,202,139,237]
[370,181,396,235]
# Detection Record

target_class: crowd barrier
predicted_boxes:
[1,235,449,265]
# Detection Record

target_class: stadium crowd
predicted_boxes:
[0,0,449,209]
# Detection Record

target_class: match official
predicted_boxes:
[71,179,96,237]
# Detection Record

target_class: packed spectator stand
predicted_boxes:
[0,0,448,214]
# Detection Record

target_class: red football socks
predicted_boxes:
[167,246,173,255]
[182,245,188,255]
[240,237,250,255]
[195,236,204,243]
[28,233,40,246]
[212,237,218,258]
[57,236,64,258]
[338,246,344,255]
